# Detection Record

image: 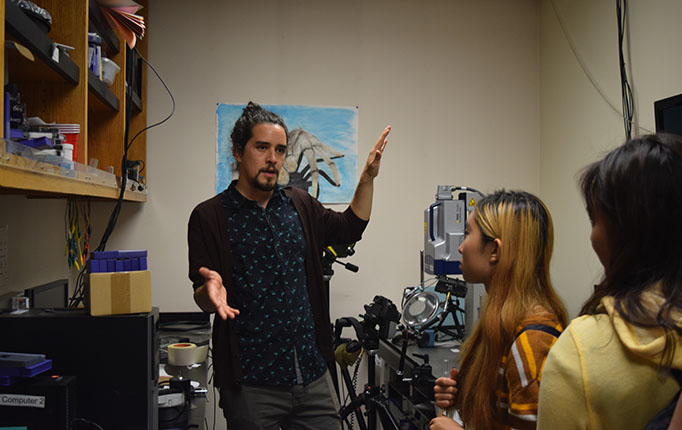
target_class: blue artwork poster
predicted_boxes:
[216,104,359,204]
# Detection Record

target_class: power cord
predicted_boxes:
[71,418,104,430]
[69,47,175,307]
[126,47,176,152]
[95,45,175,253]
[93,45,134,253]
[616,0,634,140]
[341,350,364,430]
[549,0,650,134]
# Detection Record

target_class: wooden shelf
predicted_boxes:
[0,0,148,201]
[0,149,146,202]
[88,0,119,55]
[5,0,79,85]
[88,69,120,112]
[130,88,142,112]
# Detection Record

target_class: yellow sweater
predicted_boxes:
[537,291,681,430]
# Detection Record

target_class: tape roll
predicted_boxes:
[168,343,208,366]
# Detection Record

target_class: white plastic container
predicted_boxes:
[61,143,73,161]
[101,58,120,86]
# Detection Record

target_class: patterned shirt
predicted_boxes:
[221,180,327,387]
[496,312,563,430]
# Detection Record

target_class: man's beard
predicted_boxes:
[252,170,278,192]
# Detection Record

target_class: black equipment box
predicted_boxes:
[0,308,159,430]
[0,375,76,430]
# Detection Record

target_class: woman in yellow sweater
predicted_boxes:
[431,190,568,430]
[537,134,682,429]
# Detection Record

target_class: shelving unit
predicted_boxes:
[0,0,147,201]
[5,0,79,85]
[88,69,119,112]
[88,0,119,56]
[0,152,147,202]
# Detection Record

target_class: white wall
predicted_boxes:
[0,196,147,296]
[0,196,71,293]
[539,0,682,317]
[142,0,541,320]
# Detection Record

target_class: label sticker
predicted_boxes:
[0,394,46,408]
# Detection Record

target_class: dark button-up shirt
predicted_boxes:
[188,184,368,389]
[220,181,326,386]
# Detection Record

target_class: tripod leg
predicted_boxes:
[452,304,466,339]
[367,354,377,430]
[340,368,367,430]
[372,397,402,430]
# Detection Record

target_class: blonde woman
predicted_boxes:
[431,190,568,430]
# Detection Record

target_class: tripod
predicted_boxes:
[418,277,467,344]
[334,298,436,430]
[322,244,360,401]
[335,315,398,430]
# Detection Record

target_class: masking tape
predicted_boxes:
[168,343,208,366]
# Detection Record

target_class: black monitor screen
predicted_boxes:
[25,279,68,309]
[655,93,682,136]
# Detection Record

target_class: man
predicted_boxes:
[188,102,390,429]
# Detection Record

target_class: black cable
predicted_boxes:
[126,47,176,152]
[348,353,363,430]
[158,400,189,424]
[549,0,651,134]
[71,418,105,430]
[452,186,485,197]
[68,265,87,308]
[94,47,134,253]
[617,0,634,140]
[94,45,175,254]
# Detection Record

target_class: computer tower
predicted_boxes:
[0,308,159,430]
[0,375,77,430]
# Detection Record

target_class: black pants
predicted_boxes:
[219,370,341,430]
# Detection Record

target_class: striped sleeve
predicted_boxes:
[497,324,562,430]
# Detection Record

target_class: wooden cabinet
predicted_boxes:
[0,0,147,201]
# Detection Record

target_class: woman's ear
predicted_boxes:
[489,238,502,264]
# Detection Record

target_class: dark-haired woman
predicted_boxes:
[537,134,682,429]
[431,190,568,430]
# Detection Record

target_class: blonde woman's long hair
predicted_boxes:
[455,190,568,430]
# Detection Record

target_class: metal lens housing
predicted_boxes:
[402,291,440,329]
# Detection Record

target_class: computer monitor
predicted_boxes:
[654,93,682,136]
[24,279,68,309]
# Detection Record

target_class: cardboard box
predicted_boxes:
[86,270,151,316]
